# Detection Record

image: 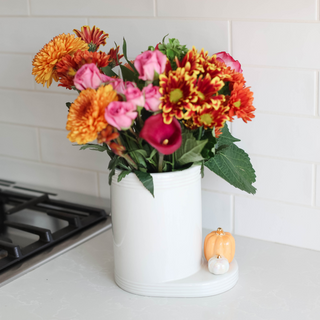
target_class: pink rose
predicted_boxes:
[142,84,161,112]
[74,63,109,90]
[105,101,137,130]
[125,81,136,89]
[134,50,167,81]
[124,87,145,107]
[215,52,243,73]
[140,113,182,155]
[102,76,126,94]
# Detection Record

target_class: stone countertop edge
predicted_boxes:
[0,228,320,320]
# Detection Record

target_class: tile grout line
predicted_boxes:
[228,20,232,55]
[0,121,66,132]
[315,71,319,116]
[1,15,320,23]
[312,164,317,206]
[0,153,109,175]
[26,0,31,16]
[201,187,320,210]
[36,127,43,162]
[153,0,157,17]
[231,195,235,234]
[0,86,77,96]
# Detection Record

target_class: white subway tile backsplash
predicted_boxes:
[234,196,320,251]
[90,18,229,57]
[316,165,320,207]
[0,89,70,129]
[40,129,110,172]
[251,155,313,205]
[0,17,86,53]
[202,190,233,232]
[0,54,34,90]
[202,166,247,195]
[0,156,99,196]
[0,123,40,161]
[243,67,315,116]
[233,22,320,69]
[0,0,28,16]
[98,172,111,199]
[30,0,154,17]
[157,0,316,21]
[232,113,320,162]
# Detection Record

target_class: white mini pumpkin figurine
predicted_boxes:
[208,254,229,275]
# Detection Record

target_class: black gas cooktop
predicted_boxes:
[0,179,111,285]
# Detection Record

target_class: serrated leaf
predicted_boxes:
[175,130,207,166]
[205,144,256,194]
[134,171,154,197]
[117,170,132,182]
[217,124,240,147]
[201,129,217,159]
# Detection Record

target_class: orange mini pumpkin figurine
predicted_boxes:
[204,227,235,263]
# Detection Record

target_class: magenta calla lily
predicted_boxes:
[139,113,182,155]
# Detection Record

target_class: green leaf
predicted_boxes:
[217,124,240,148]
[205,144,256,194]
[120,65,135,82]
[175,129,207,166]
[122,38,138,73]
[66,102,72,110]
[134,171,154,197]
[108,156,121,185]
[218,82,231,96]
[79,144,108,152]
[101,66,118,77]
[201,129,217,159]
[117,170,131,182]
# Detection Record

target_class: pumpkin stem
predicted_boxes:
[216,227,225,235]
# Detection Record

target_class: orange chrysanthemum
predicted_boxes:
[179,46,204,77]
[32,34,88,88]
[66,85,118,144]
[56,50,111,89]
[73,25,109,51]
[194,73,225,112]
[159,68,198,124]
[107,46,124,68]
[227,82,255,123]
[97,124,119,144]
[192,104,229,130]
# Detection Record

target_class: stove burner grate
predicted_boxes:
[0,189,107,272]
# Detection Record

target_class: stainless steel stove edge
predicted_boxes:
[0,218,112,288]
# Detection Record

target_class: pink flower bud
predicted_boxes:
[142,84,161,112]
[134,50,167,81]
[215,52,243,73]
[74,63,109,91]
[124,87,145,107]
[105,101,137,131]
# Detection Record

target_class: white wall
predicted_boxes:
[1,0,320,250]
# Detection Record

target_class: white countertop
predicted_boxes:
[1,229,320,320]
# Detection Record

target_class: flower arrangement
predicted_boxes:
[32,26,256,196]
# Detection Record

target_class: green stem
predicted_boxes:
[172,152,175,171]
[158,153,164,172]
[198,126,203,140]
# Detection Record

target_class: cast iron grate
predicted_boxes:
[0,189,107,271]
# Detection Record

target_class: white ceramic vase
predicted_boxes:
[111,166,203,295]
